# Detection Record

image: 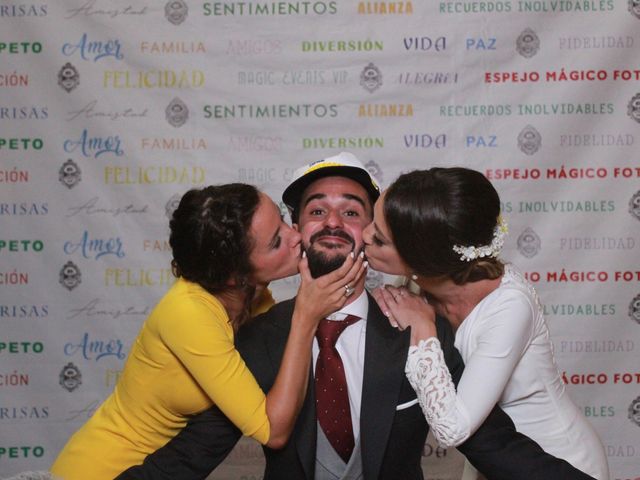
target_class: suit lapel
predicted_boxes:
[360,294,411,480]
[266,295,409,480]
[266,298,316,479]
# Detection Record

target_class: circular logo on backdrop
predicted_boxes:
[517,227,541,258]
[60,363,82,392]
[627,93,640,123]
[516,28,540,58]
[364,159,383,185]
[629,0,640,19]
[517,125,541,155]
[59,159,82,189]
[165,193,183,219]
[629,396,640,427]
[58,63,80,93]
[59,261,82,291]
[166,97,189,127]
[629,190,640,221]
[360,63,383,93]
[165,0,188,25]
[629,293,640,324]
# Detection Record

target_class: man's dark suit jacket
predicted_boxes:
[117,294,594,480]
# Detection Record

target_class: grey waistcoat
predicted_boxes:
[315,422,364,480]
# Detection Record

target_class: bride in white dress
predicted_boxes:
[362,167,609,480]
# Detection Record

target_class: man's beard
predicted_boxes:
[305,227,354,278]
[305,246,348,278]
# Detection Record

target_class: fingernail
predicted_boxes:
[384,311,390,317]
[302,251,306,258]
[363,261,369,269]
[359,251,365,258]
[350,251,355,259]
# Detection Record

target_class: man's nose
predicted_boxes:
[324,210,343,228]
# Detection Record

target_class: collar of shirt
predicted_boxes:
[325,289,369,322]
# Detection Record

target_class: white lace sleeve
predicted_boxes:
[405,338,471,447]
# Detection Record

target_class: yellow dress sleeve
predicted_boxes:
[158,295,270,444]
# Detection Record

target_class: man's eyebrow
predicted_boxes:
[302,193,367,210]
[302,193,326,209]
[343,193,367,209]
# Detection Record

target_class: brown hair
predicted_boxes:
[169,184,260,326]
[384,168,504,285]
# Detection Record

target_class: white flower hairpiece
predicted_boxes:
[452,216,508,262]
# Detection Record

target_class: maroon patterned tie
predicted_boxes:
[315,314,360,463]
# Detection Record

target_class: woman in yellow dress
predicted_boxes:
[50,184,366,479]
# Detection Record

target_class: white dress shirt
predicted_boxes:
[312,289,368,441]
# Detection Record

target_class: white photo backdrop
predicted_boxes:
[1,1,639,478]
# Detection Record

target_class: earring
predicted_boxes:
[411,274,418,281]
